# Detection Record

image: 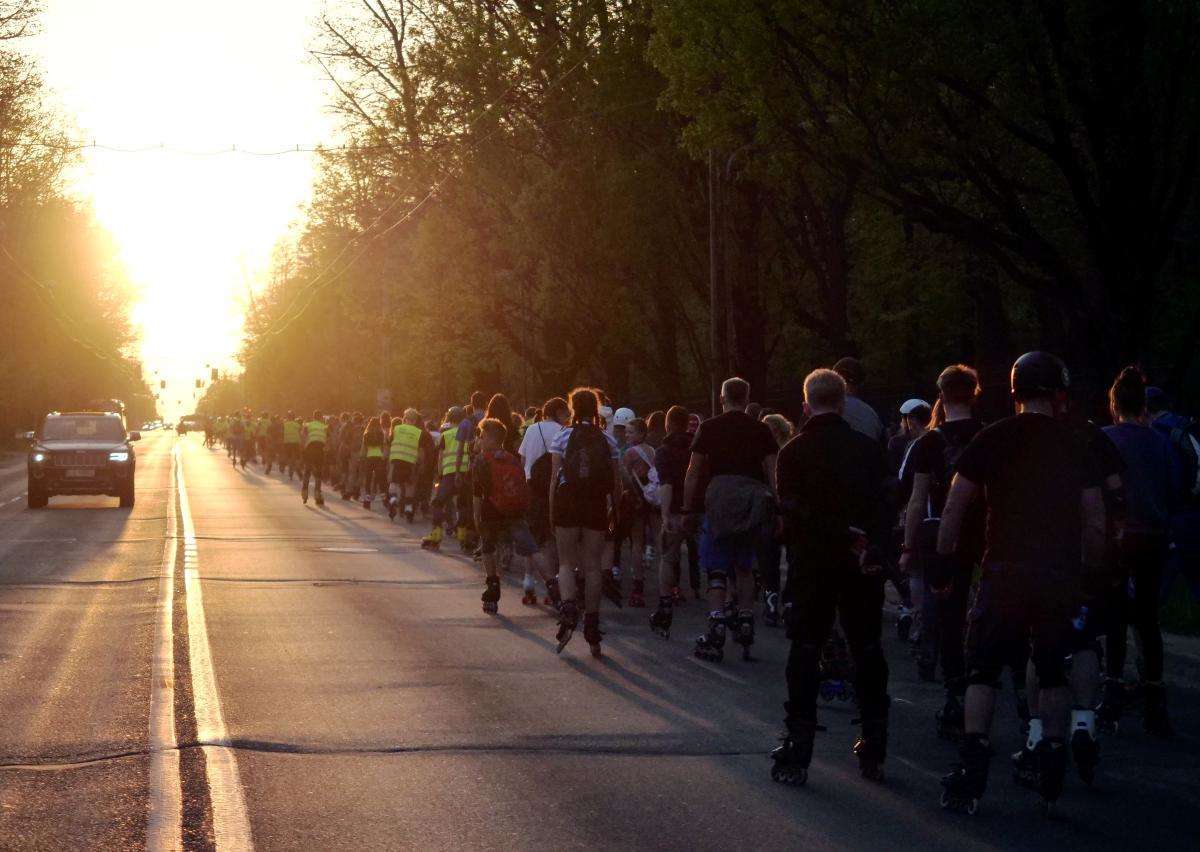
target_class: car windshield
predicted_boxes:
[41,417,126,442]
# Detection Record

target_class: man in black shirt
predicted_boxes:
[769,369,893,786]
[683,377,778,662]
[936,352,1105,815]
[899,365,984,732]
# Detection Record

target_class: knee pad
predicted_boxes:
[966,667,1002,690]
[707,571,728,592]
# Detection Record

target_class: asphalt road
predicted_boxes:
[1,432,1198,850]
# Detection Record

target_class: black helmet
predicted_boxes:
[1010,351,1070,398]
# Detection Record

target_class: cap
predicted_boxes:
[899,398,930,416]
[613,407,636,427]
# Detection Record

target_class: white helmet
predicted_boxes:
[898,398,930,416]
[613,407,636,427]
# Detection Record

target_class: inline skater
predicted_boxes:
[650,405,694,637]
[281,411,302,479]
[264,413,283,474]
[517,396,570,606]
[899,365,984,735]
[1100,367,1180,737]
[423,407,468,551]
[341,412,364,499]
[387,408,424,522]
[473,418,537,614]
[759,413,794,627]
[683,377,777,664]
[1146,387,1200,604]
[549,388,621,657]
[229,413,247,469]
[936,352,1105,816]
[360,416,388,508]
[300,410,328,506]
[770,369,892,786]
[619,417,656,608]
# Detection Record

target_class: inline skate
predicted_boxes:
[601,569,623,608]
[770,716,818,786]
[896,606,913,643]
[301,483,309,505]
[314,489,325,507]
[731,609,755,661]
[1034,738,1068,816]
[649,598,673,639]
[481,575,500,615]
[627,578,645,608]
[555,600,579,653]
[941,734,991,815]
[421,526,443,551]
[543,578,562,608]
[694,613,727,662]
[521,574,538,606]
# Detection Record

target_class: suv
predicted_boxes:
[27,412,141,508]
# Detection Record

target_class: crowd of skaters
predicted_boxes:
[201,350,1199,816]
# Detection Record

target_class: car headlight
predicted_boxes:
[108,451,130,463]
[32,451,46,463]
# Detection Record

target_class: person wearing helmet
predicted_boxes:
[612,407,636,449]
[934,352,1105,815]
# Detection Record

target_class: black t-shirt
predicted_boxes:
[904,418,985,557]
[654,432,692,514]
[955,413,1101,565]
[690,410,777,482]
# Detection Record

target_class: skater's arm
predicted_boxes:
[763,452,778,496]
[935,474,977,558]
[902,473,931,570]
[682,453,707,514]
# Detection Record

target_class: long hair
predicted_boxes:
[568,387,601,426]
[486,393,514,429]
[1109,365,1147,420]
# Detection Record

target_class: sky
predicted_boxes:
[30,0,334,420]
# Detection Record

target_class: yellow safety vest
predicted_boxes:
[365,444,384,459]
[441,428,468,475]
[256,419,268,437]
[304,420,327,447]
[389,423,421,464]
[283,420,301,444]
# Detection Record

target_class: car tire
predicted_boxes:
[118,482,135,508]
[28,485,48,509]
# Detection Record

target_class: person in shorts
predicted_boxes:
[473,418,539,612]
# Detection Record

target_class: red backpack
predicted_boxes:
[486,450,530,518]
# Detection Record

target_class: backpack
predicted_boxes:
[916,425,974,554]
[629,444,663,507]
[529,424,554,499]
[561,423,614,493]
[1167,420,1200,502]
[486,450,530,518]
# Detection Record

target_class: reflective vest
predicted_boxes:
[304,420,327,447]
[389,423,421,464]
[256,419,268,437]
[441,428,468,475]
[283,420,301,444]
[365,443,384,459]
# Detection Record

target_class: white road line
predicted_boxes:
[147,448,182,851]
[2,493,26,506]
[177,443,254,851]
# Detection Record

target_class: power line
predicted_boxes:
[4,140,394,157]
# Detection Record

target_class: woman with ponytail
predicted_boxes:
[1101,366,1182,737]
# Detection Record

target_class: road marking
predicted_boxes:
[146,447,182,851]
[2,493,25,506]
[317,546,378,553]
[177,444,254,851]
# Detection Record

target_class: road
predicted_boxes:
[1,431,1198,850]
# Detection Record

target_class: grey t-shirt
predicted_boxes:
[842,395,885,444]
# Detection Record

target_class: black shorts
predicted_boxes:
[552,483,609,533]
[528,484,552,546]
[479,514,538,557]
[964,561,1077,689]
[389,459,414,486]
